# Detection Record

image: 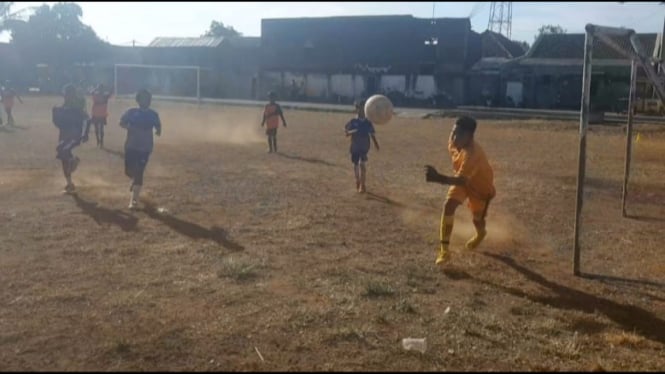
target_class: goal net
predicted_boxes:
[573,24,665,276]
[114,64,202,101]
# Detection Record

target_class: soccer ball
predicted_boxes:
[364,94,394,125]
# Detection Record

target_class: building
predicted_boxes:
[467,30,527,106]
[504,32,661,110]
[142,36,260,99]
[259,15,477,106]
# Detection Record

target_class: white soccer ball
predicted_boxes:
[364,94,394,125]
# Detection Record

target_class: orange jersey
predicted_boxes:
[1,91,16,108]
[91,91,112,118]
[263,103,282,129]
[448,139,495,200]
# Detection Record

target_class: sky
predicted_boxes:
[2,2,665,46]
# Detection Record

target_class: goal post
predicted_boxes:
[113,63,202,103]
[573,24,663,276]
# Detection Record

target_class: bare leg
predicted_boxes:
[437,199,460,265]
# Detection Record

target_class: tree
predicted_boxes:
[8,2,109,66]
[203,20,241,38]
[535,24,566,42]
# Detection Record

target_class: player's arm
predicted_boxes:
[344,121,354,136]
[424,165,466,186]
[82,116,92,142]
[277,104,287,127]
[154,113,162,136]
[119,110,130,129]
[369,124,379,151]
[260,106,266,127]
[16,94,23,104]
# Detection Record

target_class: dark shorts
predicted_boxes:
[56,137,81,160]
[90,117,107,126]
[125,149,151,169]
[351,151,368,165]
[266,128,277,136]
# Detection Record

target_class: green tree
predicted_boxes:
[8,2,109,66]
[535,24,566,42]
[203,20,241,37]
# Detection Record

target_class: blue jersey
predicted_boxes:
[345,117,375,154]
[120,108,161,153]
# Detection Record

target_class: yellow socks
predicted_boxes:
[465,227,487,250]
[437,215,455,265]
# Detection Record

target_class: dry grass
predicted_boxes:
[0,97,663,371]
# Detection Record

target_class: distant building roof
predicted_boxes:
[480,30,526,59]
[147,36,260,49]
[148,36,225,48]
[526,32,659,60]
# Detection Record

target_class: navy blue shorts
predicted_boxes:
[56,137,81,160]
[351,151,368,165]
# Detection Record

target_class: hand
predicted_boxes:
[260,123,264,127]
[283,123,287,128]
[424,165,444,184]
[375,143,380,152]
[81,135,88,143]
[155,129,161,137]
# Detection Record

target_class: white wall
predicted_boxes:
[414,75,436,98]
[305,73,328,98]
[284,72,305,87]
[380,75,406,93]
[353,75,365,98]
[331,74,354,98]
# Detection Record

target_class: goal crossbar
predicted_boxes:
[572,24,663,276]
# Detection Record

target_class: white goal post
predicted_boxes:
[573,24,665,276]
[114,63,202,103]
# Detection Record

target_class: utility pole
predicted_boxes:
[488,2,513,39]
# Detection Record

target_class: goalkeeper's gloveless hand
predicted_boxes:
[424,165,446,184]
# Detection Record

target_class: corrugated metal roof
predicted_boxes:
[148,36,224,48]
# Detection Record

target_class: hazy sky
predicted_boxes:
[3,2,665,46]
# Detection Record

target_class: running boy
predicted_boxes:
[86,83,113,148]
[52,84,90,194]
[1,84,23,127]
[260,91,287,153]
[424,116,495,265]
[344,99,380,193]
[119,89,161,210]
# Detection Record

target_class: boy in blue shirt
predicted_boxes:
[119,89,161,210]
[344,99,380,193]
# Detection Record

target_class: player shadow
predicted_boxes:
[364,192,407,208]
[71,194,139,232]
[142,201,245,251]
[578,272,665,288]
[365,192,439,214]
[625,214,665,223]
[275,152,339,168]
[478,252,665,344]
[101,147,125,159]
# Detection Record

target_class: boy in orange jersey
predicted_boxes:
[424,116,495,265]
[260,91,287,153]
[86,83,113,148]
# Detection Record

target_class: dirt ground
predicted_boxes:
[0,97,663,371]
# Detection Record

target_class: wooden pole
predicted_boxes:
[621,59,638,217]
[573,27,594,276]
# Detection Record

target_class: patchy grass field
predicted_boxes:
[0,97,663,371]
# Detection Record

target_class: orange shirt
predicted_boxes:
[91,91,112,118]
[263,103,282,129]
[1,90,16,108]
[448,139,495,200]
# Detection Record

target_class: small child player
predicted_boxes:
[119,89,161,210]
[424,116,495,265]
[260,91,287,153]
[52,84,90,194]
[344,99,380,193]
[86,83,114,148]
